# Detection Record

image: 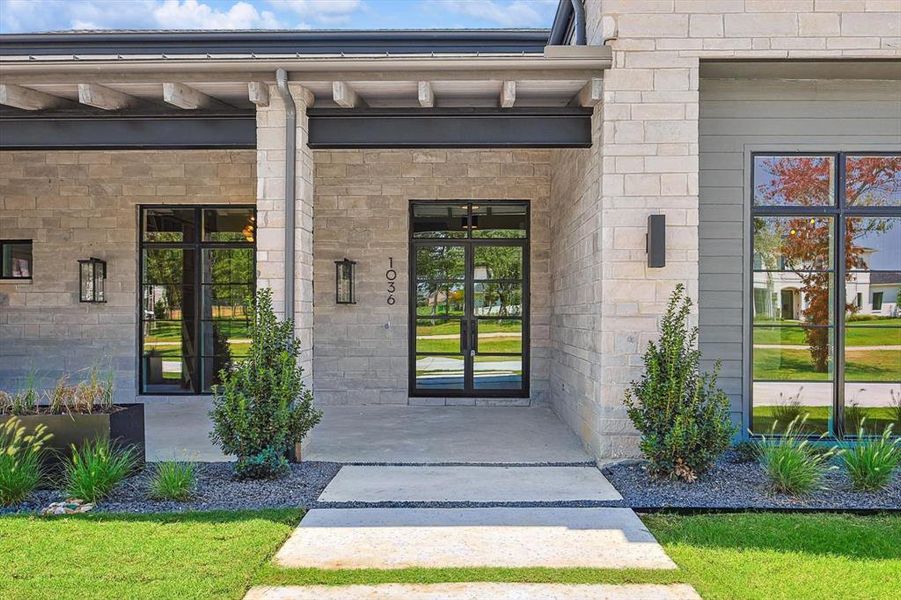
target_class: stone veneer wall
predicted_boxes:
[0,149,256,401]
[546,0,901,460]
[311,149,551,406]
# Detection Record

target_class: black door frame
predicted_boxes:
[408,200,530,398]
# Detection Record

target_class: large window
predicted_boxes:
[751,153,900,437]
[1,240,32,279]
[140,206,255,394]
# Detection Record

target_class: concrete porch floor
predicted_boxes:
[145,402,591,464]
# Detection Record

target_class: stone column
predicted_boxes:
[588,0,701,457]
[255,83,315,381]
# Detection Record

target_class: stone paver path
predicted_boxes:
[318,465,622,503]
[246,583,702,600]
[254,464,693,599]
[274,506,676,570]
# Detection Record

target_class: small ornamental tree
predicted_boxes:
[624,284,735,482]
[210,288,321,479]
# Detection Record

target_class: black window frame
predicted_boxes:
[872,291,884,311]
[749,151,900,439]
[408,200,531,398]
[138,204,256,396]
[0,239,33,280]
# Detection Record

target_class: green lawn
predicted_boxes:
[753,347,900,381]
[754,321,901,347]
[752,405,898,435]
[1,511,898,599]
[0,509,301,600]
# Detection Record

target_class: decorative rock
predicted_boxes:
[41,498,95,516]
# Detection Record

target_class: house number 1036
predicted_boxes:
[386,257,397,305]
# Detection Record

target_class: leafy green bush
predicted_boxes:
[210,288,321,480]
[149,461,196,501]
[731,440,759,463]
[63,438,138,502]
[624,284,736,482]
[757,416,838,495]
[840,423,900,492]
[0,418,52,506]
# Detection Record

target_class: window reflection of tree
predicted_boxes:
[756,156,899,373]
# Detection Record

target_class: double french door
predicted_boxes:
[409,201,529,397]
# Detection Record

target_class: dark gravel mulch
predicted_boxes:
[603,451,901,511]
[2,461,341,515]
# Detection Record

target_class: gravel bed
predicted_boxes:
[2,461,341,515]
[603,451,901,511]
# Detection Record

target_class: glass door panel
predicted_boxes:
[410,202,529,396]
[413,243,466,392]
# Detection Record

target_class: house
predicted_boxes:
[1,0,899,460]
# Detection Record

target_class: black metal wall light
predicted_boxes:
[335,258,356,304]
[647,214,665,268]
[78,257,106,303]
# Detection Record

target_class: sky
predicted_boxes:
[0,0,559,33]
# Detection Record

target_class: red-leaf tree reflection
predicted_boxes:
[756,155,900,373]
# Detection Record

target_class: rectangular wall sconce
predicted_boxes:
[78,257,107,303]
[647,214,665,268]
[335,258,356,304]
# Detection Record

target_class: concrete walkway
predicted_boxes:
[274,507,677,570]
[318,465,622,503]
[305,406,592,463]
[246,583,702,599]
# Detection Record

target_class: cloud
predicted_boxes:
[153,0,281,29]
[267,0,362,26]
[0,0,284,32]
[436,0,556,28]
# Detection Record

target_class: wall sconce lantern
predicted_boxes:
[78,257,107,303]
[335,258,356,305]
[646,214,666,268]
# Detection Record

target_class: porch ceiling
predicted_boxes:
[0,47,609,114]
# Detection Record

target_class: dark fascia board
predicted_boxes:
[0,113,255,149]
[307,107,593,149]
[0,29,551,57]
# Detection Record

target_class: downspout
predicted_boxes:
[570,0,586,46]
[275,68,296,320]
[547,0,586,46]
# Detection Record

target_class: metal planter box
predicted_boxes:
[0,403,145,466]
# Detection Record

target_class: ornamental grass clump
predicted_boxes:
[757,415,838,495]
[840,423,900,492]
[149,461,196,501]
[0,418,52,506]
[624,284,735,482]
[63,438,138,503]
[210,288,321,480]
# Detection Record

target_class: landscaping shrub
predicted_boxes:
[0,418,52,506]
[149,461,196,501]
[624,284,735,482]
[757,415,838,495]
[63,438,138,502]
[840,423,900,492]
[210,288,321,480]
[731,440,759,463]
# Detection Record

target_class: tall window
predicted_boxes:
[140,206,255,394]
[751,153,900,437]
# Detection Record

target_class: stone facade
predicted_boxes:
[540,0,901,459]
[312,149,552,406]
[0,149,256,401]
[255,83,315,381]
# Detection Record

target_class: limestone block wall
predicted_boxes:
[0,149,256,401]
[550,0,901,460]
[255,83,315,381]
[311,149,552,406]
